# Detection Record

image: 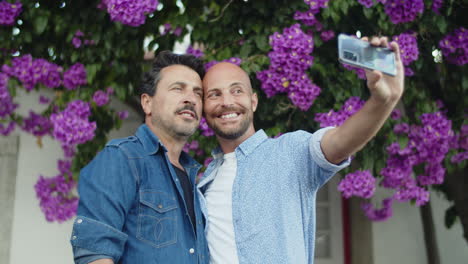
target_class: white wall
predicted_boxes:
[8,90,140,264]
[372,188,468,264]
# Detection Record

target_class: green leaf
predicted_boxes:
[398,136,408,149]
[217,48,232,60]
[86,64,100,84]
[240,43,252,58]
[444,205,458,229]
[34,16,48,34]
[254,35,269,52]
[436,18,448,33]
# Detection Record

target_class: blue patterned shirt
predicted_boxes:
[197,128,350,264]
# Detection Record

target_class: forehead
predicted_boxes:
[203,64,250,91]
[159,64,202,86]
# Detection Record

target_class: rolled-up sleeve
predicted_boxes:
[309,127,351,187]
[71,146,137,263]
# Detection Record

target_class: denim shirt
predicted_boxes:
[71,124,209,264]
[197,128,350,264]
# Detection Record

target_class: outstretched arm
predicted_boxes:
[321,36,405,164]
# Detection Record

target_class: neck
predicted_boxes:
[217,125,256,154]
[146,122,186,169]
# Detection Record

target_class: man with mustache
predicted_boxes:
[71,51,209,264]
[198,37,404,263]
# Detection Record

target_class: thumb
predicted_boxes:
[366,69,382,89]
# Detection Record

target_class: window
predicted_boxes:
[315,176,344,264]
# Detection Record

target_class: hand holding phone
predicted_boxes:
[338,34,397,76]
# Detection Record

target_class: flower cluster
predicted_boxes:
[205,57,242,71]
[361,198,393,221]
[0,121,15,136]
[314,97,365,127]
[92,90,110,106]
[183,140,204,156]
[338,170,376,199]
[393,32,419,76]
[34,159,78,222]
[431,0,444,14]
[0,73,18,118]
[72,30,95,48]
[2,55,62,91]
[451,124,468,164]
[0,1,22,26]
[380,112,453,205]
[101,0,158,27]
[392,179,429,206]
[50,100,97,157]
[161,23,183,36]
[118,110,129,120]
[199,117,214,137]
[358,0,376,8]
[391,109,402,120]
[320,30,335,42]
[257,24,320,111]
[21,111,53,137]
[293,10,322,31]
[63,63,87,90]
[383,0,424,24]
[439,27,468,66]
[303,0,329,14]
[394,122,409,134]
[186,45,204,58]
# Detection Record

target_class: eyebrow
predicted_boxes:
[229,82,245,88]
[170,81,202,91]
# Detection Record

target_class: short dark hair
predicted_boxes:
[139,51,205,97]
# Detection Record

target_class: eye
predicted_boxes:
[206,91,220,98]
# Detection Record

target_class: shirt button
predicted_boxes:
[76,219,83,224]
[189,248,195,254]
[71,236,77,240]
[158,204,163,209]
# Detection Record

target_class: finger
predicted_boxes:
[361,36,369,42]
[366,69,382,87]
[389,41,402,63]
[370,36,380,46]
[380,37,389,48]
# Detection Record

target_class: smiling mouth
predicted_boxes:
[178,110,196,119]
[218,112,240,119]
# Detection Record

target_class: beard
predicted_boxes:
[152,105,199,139]
[207,106,253,140]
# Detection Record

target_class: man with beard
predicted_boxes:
[197,37,404,264]
[71,51,209,264]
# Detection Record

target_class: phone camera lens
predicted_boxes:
[344,51,357,62]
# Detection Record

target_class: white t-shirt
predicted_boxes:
[204,152,239,264]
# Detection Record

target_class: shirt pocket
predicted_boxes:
[137,190,178,248]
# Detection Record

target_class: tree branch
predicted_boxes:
[209,0,234,23]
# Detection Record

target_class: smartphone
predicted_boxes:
[338,34,396,76]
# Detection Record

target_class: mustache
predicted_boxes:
[176,105,199,120]
[214,106,245,116]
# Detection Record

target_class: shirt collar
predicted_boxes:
[136,124,163,155]
[135,124,200,168]
[210,129,268,159]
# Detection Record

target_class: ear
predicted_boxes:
[251,92,258,112]
[141,94,152,115]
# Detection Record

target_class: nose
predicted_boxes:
[183,90,199,106]
[221,93,234,107]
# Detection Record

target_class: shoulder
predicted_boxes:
[271,130,313,144]
[106,135,139,147]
